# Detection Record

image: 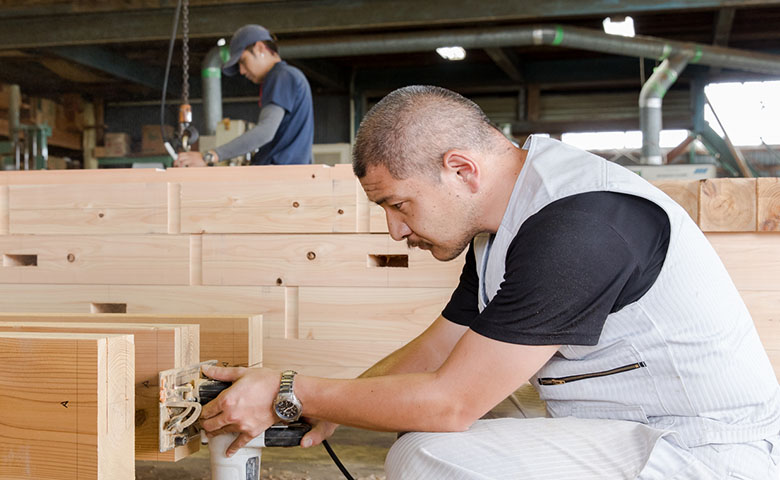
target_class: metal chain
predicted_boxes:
[181,0,190,105]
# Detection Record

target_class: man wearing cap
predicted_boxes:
[175,24,313,167]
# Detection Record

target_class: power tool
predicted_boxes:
[159,361,354,480]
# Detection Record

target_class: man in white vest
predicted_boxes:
[199,85,780,478]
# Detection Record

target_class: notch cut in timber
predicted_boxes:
[367,254,409,268]
[91,302,127,313]
[3,254,37,266]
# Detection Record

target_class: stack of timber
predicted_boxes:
[0,331,135,479]
[0,312,261,475]
[0,167,776,382]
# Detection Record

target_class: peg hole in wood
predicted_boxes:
[337,209,344,215]
[3,254,37,267]
[292,201,300,208]
[66,253,76,263]
[90,303,127,314]
[276,278,283,286]
[368,254,409,268]
[98,212,105,218]
[306,251,316,260]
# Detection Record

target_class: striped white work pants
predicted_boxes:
[385,417,780,479]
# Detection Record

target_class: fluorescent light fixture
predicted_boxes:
[436,46,466,61]
[217,38,227,46]
[602,16,635,37]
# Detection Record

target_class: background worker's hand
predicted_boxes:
[300,418,339,448]
[174,151,207,168]
[199,365,281,457]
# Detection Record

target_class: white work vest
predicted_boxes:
[474,135,780,447]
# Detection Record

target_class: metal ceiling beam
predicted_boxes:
[1,0,780,49]
[48,46,180,94]
[484,48,524,83]
[713,7,736,46]
[710,8,736,74]
[288,59,350,91]
[355,57,651,92]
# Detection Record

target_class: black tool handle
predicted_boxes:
[265,422,312,447]
[199,380,311,447]
[198,379,232,405]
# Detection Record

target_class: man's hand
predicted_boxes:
[174,151,207,168]
[301,418,339,448]
[199,365,281,457]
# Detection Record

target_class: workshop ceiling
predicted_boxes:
[1,0,780,103]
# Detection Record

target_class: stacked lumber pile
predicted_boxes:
[0,312,261,478]
[0,169,776,383]
[0,165,458,382]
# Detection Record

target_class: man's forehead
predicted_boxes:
[359,165,402,204]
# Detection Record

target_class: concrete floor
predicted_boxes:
[136,426,395,480]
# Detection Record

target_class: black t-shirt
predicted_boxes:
[441,191,671,346]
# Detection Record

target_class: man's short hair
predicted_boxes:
[352,85,502,179]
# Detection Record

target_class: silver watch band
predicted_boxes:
[279,370,297,394]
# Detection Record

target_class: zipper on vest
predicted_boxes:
[537,361,647,386]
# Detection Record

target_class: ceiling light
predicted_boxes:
[436,46,466,61]
[602,16,635,37]
[217,38,226,46]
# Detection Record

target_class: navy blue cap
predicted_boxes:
[222,24,273,76]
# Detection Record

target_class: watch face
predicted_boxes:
[275,400,300,420]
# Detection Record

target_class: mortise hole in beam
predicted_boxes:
[90,303,127,314]
[3,254,37,267]
[367,254,409,268]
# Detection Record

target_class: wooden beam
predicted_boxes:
[0,331,134,479]
[8,183,168,234]
[263,338,404,377]
[201,234,464,288]
[179,178,356,233]
[297,286,451,342]
[0,234,190,285]
[0,285,282,335]
[664,135,696,164]
[700,178,757,232]
[706,233,780,291]
[0,321,199,462]
[652,179,700,223]
[758,177,780,231]
[0,312,263,368]
[0,117,82,151]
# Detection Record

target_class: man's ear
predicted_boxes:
[250,42,263,56]
[442,150,480,193]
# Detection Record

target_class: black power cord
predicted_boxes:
[322,439,356,480]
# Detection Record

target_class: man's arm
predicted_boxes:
[200,329,558,456]
[213,103,284,162]
[301,315,467,446]
[360,315,468,378]
[298,332,558,432]
[173,103,284,167]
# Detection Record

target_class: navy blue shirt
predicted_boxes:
[253,61,313,165]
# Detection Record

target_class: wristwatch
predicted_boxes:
[273,370,302,422]
[203,151,216,166]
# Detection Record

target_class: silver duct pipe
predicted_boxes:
[279,24,780,75]
[201,45,228,136]
[640,53,691,164]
